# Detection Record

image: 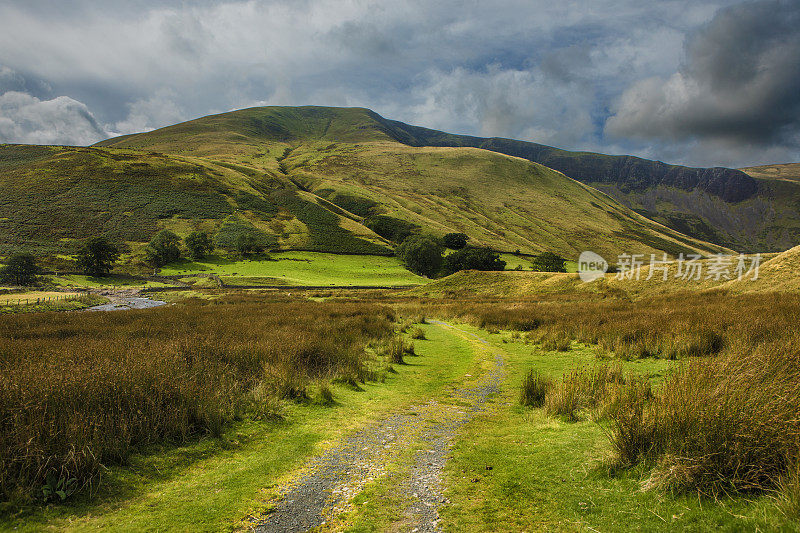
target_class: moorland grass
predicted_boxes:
[0,295,395,503]
[404,292,800,499]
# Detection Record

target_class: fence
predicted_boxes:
[1,294,81,307]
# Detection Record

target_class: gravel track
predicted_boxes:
[252,321,504,532]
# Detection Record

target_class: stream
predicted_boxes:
[87,296,167,312]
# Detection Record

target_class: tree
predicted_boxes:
[185,231,213,261]
[441,246,506,276]
[144,230,181,268]
[396,235,443,278]
[530,251,566,272]
[365,215,420,243]
[235,233,264,257]
[442,232,468,250]
[0,253,39,286]
[76,237,120,277]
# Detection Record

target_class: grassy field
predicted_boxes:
[0,318,476,532]
[1,293,798,531]
[0,291,78,303]
[437,328,787,532]
[283,323,790,531]
[47,274,175,289]
[0,292,106,314]
[159,252,426,286]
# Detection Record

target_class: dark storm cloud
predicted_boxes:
[606,0,800,158]
[0,0,794,167]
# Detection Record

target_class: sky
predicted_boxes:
[0,0,798,168]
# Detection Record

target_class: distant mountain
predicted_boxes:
[357,114,797,253]
[0,106,728,260]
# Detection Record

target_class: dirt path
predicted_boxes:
[251,321,504,532]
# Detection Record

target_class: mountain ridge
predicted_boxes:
[96,105,797,253]
[0,106,731,261]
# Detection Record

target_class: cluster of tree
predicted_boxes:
[0,253,39,286]
[144,230,217,268]
[396,234,506,278]
[72,230,216,278]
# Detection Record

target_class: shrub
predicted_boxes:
[545,364,624,422]
[236,233,264,257]
[530,251,567,272]
[410,327,426,340]
[315,382,335,407]
[185,231,214,261]
[519,369,551,408]
[144,230,181,267]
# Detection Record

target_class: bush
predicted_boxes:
[410,327,426,340]
[519,369,551,407]
[236,234,264,257]
[380,335,415,365]
[396,235,443,278]
[545,364,624,422]
[614,341,800,495]
[0,253,39,286]
[442,232,468,250]
[76,237,119,277]
[441,246,506,276]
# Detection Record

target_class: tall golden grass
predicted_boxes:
[0,295,394,502]
[609,337,800,496]
[401,292,800,496]
[401,291,798,360]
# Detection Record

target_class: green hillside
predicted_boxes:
[0,142,389,256]
[0,106,729,262]
[103,105,797,254]
[92,106,726,260]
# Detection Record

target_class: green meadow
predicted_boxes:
[160,251,427,286]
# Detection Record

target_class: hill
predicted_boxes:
[92,106,726,259]
[0,142,390,256]
[360,116,798,253]
[100,106,800,253]
[2,106,728,260]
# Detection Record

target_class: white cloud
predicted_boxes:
[0,91,109,145]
